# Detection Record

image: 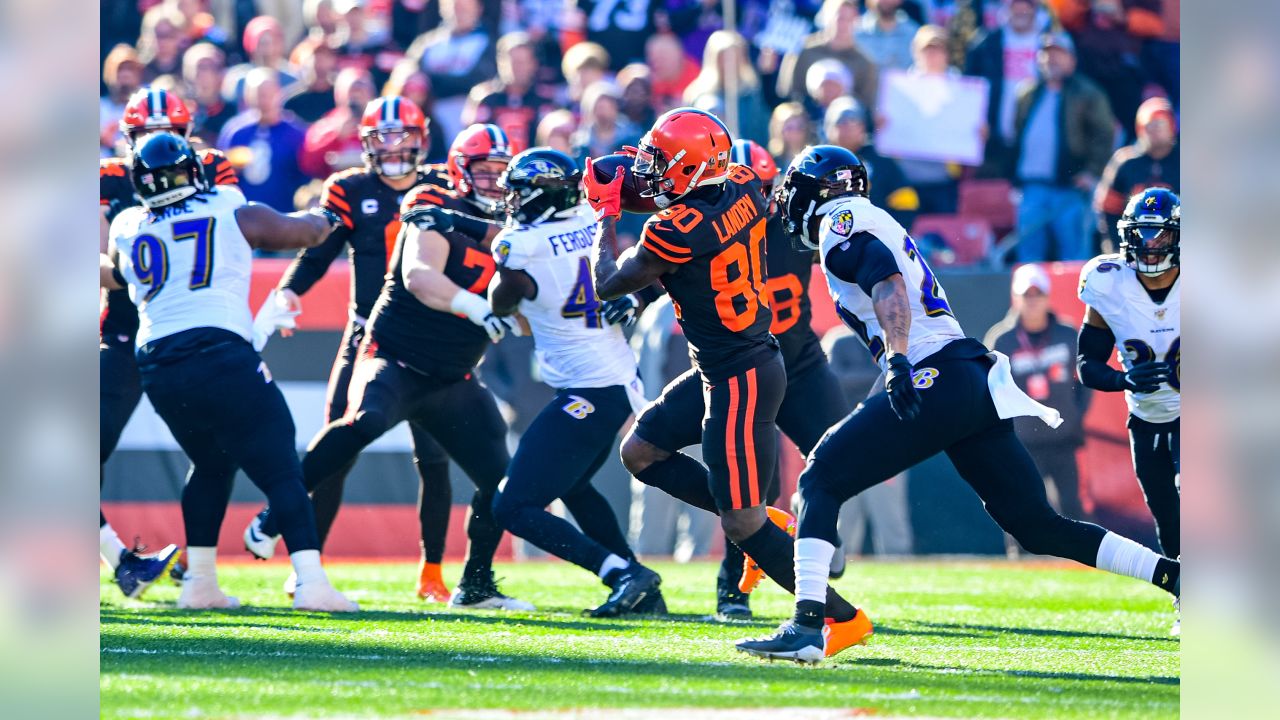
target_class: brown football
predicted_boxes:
[588,153,660,215]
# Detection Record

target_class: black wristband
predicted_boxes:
[312,206,343,230]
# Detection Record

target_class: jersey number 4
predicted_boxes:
[562,256,603,328]
[132,217,216,302]
[710,218,769,331]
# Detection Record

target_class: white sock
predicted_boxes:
[1095,531,1160,583]
[185,546,218,583]
[598,553,629,580]
[291,549,328,588]
[100,524,127,569]
[795,537,836,604]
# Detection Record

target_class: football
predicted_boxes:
[588,153,660,215]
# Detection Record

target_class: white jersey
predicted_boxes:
[817,196,967,369]
[109,186,254,346]
[492,205,641,396]
[1078,254,1180,422]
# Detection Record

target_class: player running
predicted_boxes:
[248,95,457,602]
[1077,187,1181,634]
[587,109,871,657]
[99,87,238,598]
[739,145,1180,663]
[102,132,356,611]
[246,124,533,611]
[486,148,665,616]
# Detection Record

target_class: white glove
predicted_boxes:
[450,290,511,343]
[252,289,301,351]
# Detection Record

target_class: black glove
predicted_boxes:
[401,205,455,233]
[602,294,638,327]
[885,354,923,421]
[1122,361,1170,394]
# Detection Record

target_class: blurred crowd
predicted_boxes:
[100,0,1179,263]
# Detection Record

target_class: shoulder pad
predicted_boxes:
[1078,253,1126,302]
[100,158,127,177]
[726,163,760,186]
[199,148,240,186]
[401,183,452,214]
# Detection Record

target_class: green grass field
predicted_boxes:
[100,560,1178,719]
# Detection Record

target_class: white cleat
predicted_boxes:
[176,577,241,610]
[243,512,281,561]
[283,571,298,598]
[448,575,536,611]
[293,582,359,613]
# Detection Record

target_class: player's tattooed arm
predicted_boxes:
[871,274,913,358]
[489,266,536,316]
[592,216,676,300]
[235,203,338,250]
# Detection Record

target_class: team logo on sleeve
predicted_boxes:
[494,239,512,266]
[831,208,854,237]
[562,396,595,419]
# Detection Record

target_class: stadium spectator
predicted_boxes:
[183,43,237,141]
[965,0,1052,178]
[571,82,641,166]
[617,64,658,131]
[645,34,699,113]
[535,110,579,156]
[217,68,309,212]
[138,4,189,83]
[778,0,879,116]
[982,264,1091,526]
[856,0,921,72]
[805,58,855,125]
[575,0,661,72]
[331,0,397,84]
[284,42,339,123]
[892,25,963,214]
[1094,96,1179,252]
[225,16,298,108]
[668,0,727,61]
[562,41,612,111]
[824,96,918,225]
[382,61,447,163]
[1009,31,1115,262]
[683,30,771,145]
[251,0,307,49]
[768,101,817,169]
[299,68,376,178]
[1068,0,1149,143]
[101,45,145,155]
[1141,0,1179,108]
[303,0,342,43]
[404,0,495,142]
[467,32,559,151]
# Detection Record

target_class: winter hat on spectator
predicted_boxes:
[1135,97,1177,137]
[912,25,949,54]
[824,96,866,135]
[244,16,284,57]
[806,59,853,99]
[1039,30,1075,55]
[1011,264,1051,296]
[103,44,144,86]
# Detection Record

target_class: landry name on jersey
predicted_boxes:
[279,165,449,321]
[818,196,966,369]
[100,150,238,344]
[492,204,638,391]
[110,185,254,347]
[635,163,775,380]
[366,182,498,381]
[1078,254,1180,422]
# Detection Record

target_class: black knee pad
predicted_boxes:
[348,409,389,443]
[797,460,844,505]
[490,489,518,528]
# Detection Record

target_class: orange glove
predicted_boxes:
[583,157,624,220]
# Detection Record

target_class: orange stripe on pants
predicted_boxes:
[743,368,759,507]
[726,375,741,509]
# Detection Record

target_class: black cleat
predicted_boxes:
[448,571,535,611]
[736,620,825,664]
[632,587,668,615]
[716,577,752,620]
[591,563,662,618]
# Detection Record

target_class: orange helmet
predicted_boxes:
[731,139,778,188]
[447,124,516,214]
[360,96,428,178]
[120,87,193,144]
[632,107,733,207]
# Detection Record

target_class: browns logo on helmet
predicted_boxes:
[631,108,733,209]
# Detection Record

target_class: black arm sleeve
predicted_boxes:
[1077,322,1127,392]
[635,283,666,305]
[824,231,902,296]
[279,224,349,296]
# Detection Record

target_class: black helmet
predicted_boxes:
[498,147,583,224]
[1118,187,1180,276]
[775,144,869,250]
[130,131,208,209]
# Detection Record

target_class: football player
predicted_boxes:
[99,87,239,598]
[245,124,533,610]
[102,132,356,611]
[487,147,664,616]
[586,109,872,659]
[245,96,457,603]
[1077,187,1180,633]
[739,146,1180,663]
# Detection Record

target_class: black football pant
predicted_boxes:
[798,346,1110,567]
[1128,415,1180,558]
[492,384,636,575]
[100,341,143,528]
[294,342,509,581]
[306,321,453,561]
[140,331,319,553]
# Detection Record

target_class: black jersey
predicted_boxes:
[1096,144,1180,247]
[763,212,825,376]
[279,165,449,320]
[100,150,237,344]
[365,182,498,381]
[636,164,776,380]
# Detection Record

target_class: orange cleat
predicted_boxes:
[416,560,452,602]
[738,506,798,594]
[823,609,874,658]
